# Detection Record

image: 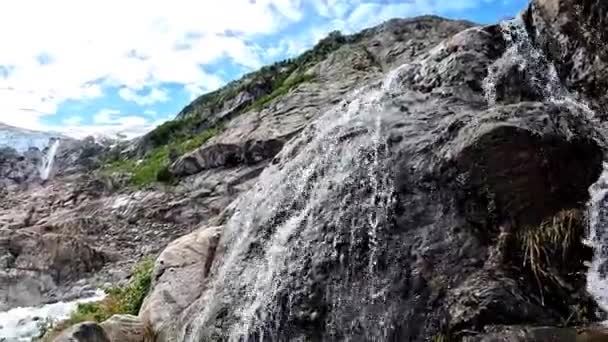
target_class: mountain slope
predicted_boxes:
[109,16,474,188]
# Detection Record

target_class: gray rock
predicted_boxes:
[526,0,608,119]
[0,230,106,310]
[99,314,145,342]
[462,326,578,342]
[53,322,110,342]
[140,226,222,341]
[171,139,284,177]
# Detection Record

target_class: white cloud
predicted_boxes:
[51,108,173,139]
[54,118,170,140]
[0,0,500,136]
[0,0,304,132]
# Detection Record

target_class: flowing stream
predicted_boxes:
[0,290,105,342]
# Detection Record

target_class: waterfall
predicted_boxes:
[39,139,60,181]
[488,16,608,317]
[586,164,608,313]
[482,16,595,119]
[183,67,402,342]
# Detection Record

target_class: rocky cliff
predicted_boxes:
[4,0,608,341]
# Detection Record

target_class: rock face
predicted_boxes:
[53,322,110,342]
[140,226,222,341]
[0,229,106,310]
[526,0,608,119]
[99,314,145,342]
[139,4,608,342]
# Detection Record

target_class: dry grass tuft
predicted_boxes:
[515,209,586,305]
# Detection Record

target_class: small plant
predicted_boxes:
[105,256,154,315]
[102,127,220,188]
[514,209,585,304]
[43,257,155,340]
[432,333,450,342]
[516,209,583,280]
[245,73,315,112]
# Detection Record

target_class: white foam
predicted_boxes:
[0,290,105,342]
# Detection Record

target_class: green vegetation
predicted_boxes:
[119,29,354,176]
[104,127,220,188]
[42,257,155,340]
[146,114,203,149]
[246,73,315,111]
[139,30,352,153]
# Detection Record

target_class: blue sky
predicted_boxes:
[0,0,528,138]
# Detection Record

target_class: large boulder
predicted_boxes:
[171,139,284,177]
[53,322,110,342]
[139,226,223,341]
[99,314,145,342]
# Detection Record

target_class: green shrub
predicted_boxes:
[156,165,174,183]
[102,127,220,188]
[105,257,154,315]
[246,73,315,112]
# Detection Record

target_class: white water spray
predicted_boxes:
[483,16,596,119]
[39,139,60,181]
[0,290,105,342]
[488,16,608,316]
[182,66,403,342]
[586,165,608,313]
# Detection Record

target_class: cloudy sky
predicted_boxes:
[0,0,527,138]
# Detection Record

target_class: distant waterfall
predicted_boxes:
[39,139,60,181]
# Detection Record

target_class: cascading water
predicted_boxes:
[586,165,608,313]
[38,139,60,181]
[487,16,608,318]
[182,67,402,342]
[483,16,596,120]
[0,290,105,341]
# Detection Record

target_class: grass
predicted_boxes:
[245,73,315,112]
[141,30,348,153]
[432,332,451,342]
[515,209,584,303]
[42,257,155,340]
[103,127,220,188]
